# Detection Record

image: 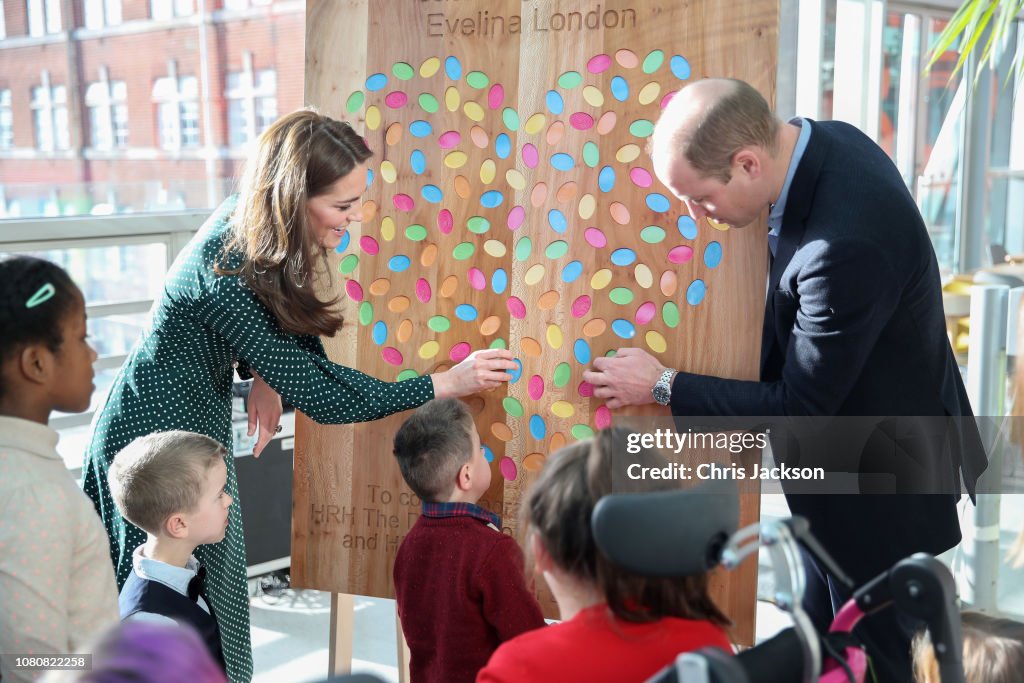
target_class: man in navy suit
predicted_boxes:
[584,78,987,679]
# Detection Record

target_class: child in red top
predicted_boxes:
[392,398,545,683]
[478,429,734,682]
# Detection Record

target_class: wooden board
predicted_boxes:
[295,0,776,645]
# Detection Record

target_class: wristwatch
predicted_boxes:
[652,369,677,406]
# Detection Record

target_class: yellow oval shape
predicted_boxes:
[591,268,612,290]
[583,318,607,337]
[707,217,730,231]
[444,151,468,169]
[420,57,440,78]
[419,340,440,359]
[454,175,471,199]
[380,161,397,184]
[365,105,381,131]
[480,159,496,184]
[380,216,396,241]
[505,169,526,190]
[445,86,460,112]
[524,113,546,135]
[439,275,459,298]
[464,101,485,122]
[645,330,668,354]
[524,263,546,286]
[483,240,507,258]
[638,81,662,105]
[582,85,605,107]
[551,401,575,418]
[420,243,438,267]
[546,324,564,350]
[369,278,391,296]
[634,264,653,289]
[616,144,641,163]
[388,296,410,313]
[578,194,596,219]
[479,315,501,336]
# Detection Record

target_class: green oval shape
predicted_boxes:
[642,50,665,74]
[662,301,680,328]
[545,240,569,259]
[629,119,655,138]
[346,91,365,113]
[571,424,595,440]
[453,242,475,260]
[582,141,599,168]
[358,301,373,326]
[609,287,635,305]
[502,396,525,418]
[428,315,451,332]
[558,71,583,89]
[467,216,491,234]
[553,362,572,388]
[502,107,520,131]
[405,224,427,241]
[489,338,507,350]
[339,254,359,274]
[392,62,415,80]
[515,237,533,262]
[605,349,617,357]
[640,226,666,244]
[466,71,489,89]
[418,93,439,113]
[396,369,419,381]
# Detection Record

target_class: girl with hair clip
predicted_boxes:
[0,256,119,682]
[81,108,517,682]
[477,429,733,683]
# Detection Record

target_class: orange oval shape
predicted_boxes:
[369,278,391,296]
[549,432,567,452]
[471,125,489,148]
[530,182,548,208]
[538,290,560,310]
[420,243,438,267]
[454,175,471,199]
[385,122,403,146]
[491,422,513,442]
[597,111,617,135]
[556,181,578,203]
[388,296,410,313]
[439,275,459,298]
[523,453,546,471]
[397,319,413,343]
[520,337,542,356]
[479,315,501,336]
[361,201,378,222]
[546,120,565,146]
[660,270,678,297]
[609,202,630,225]
[582,318,607,337]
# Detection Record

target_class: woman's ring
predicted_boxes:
[275,425,283,433]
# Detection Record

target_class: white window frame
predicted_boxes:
[150,0,194,20]
[153,63,200,151]
[27,0,61,36]
[86,68,128,150]
[31,71,70,151]
[84,0,123,30]
[226,52,277,148]
[0,89,12,149]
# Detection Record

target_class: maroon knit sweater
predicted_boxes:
[393,515,546,683]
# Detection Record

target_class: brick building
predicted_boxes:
[0,0,305,217]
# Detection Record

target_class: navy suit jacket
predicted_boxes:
[668,120,987,580]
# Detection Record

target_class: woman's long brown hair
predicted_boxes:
[216,109,371,337]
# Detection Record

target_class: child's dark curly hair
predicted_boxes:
[0,255,81,399]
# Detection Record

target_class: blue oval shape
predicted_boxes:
[529,414,547,440]
[573,338,591,364]
[508,358,523,383]
[495,133,511,159]
[611,76,629,102]
[366,168,374,187]
[546,90,564,115]
[482,444,494,463]
[646,193,671,213]
[445,56,462,80]
[410,150,426,175]
[388,255,411,272]
[372,321,387,345]
[455,304,478,321]
[365,73,388,91]
[598,166,616,193]
[492,268,508,294]
[409,120,433,137]
[678,215,698,239]
[335,229,351,254]
[548,209,567,233]
[686,279,706,306]
[611,248,637,266]
[670,55,691,80]
[480,191,504,208]
[550,153,575,171]
[612,319,637,339]
[421,185,443,203]
[704,242,723,268]
[562,260,584,283]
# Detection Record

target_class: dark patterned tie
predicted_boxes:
[187,565,207,602]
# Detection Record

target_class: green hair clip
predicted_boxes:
[26,283,56,309]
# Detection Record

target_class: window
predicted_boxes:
[27,0,61,36]
[151,0,193,20]
[84,0,122,29]
[31,75,70,151]
[0,1,6,39]
[0,90,12,149]
[153,72,200,150]
[224,0,272,9]
[226,56,277,147]
[86,72,128,149]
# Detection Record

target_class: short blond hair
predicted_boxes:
[108,431,226,534]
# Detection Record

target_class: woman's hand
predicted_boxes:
[432,349,517,398]
[248,371,283,457]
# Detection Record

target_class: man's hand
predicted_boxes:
[248,371,283,458]
[582,348,669,410]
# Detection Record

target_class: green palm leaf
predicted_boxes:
[927,0,1024,86]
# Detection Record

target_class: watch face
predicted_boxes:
[653,382,670,405]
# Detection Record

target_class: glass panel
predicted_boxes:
[228,98,248,147]
[87,311,150,359]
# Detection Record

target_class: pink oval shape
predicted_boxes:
[629,167,653,188]
[635,301,657,325]
[468,267,486,291]
[345,280,363,302]
[415,278,432,303]
[359,235,380,255]
[488,84,504,109]
[393,194,414,212]
[594,405,612,430]
[578,381,595,398]
[587,54,612,73]
[449,342,472,363]
[597,111,617,135]
[500,456,518,482]
[660,91,677,109]
[571,295,592,318]
[522,143,539,169]
[584,228,607,248]
[438,131,461,149]
[382,346,404,366]
[437,208,454,234]
[507,205,525,231]
[507,296,527,319]
[668,245,695,264]
[384,91,408,109]
[569,112,595,131]
[528,375,545,401]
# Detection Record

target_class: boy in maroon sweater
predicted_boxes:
[392,398,546,683]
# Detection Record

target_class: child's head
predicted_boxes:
[524,428,730,627]
[393,398,490,504]
[0,255,95,419]
[108,431,232,546]
[913,611,1024,683]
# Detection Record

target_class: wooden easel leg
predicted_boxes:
[395,604,411,683]
[328,592,354,676]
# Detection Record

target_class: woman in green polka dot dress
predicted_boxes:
[82,109,517,683]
